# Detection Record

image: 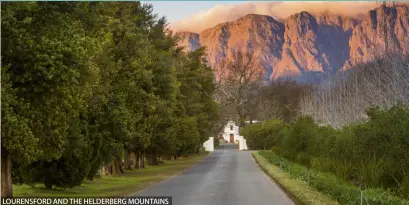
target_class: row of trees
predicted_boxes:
[1,2,219,196]
[241,105,409,198]
[301,54,409,128]
[251,79,307,122]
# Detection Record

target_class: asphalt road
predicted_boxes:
[135,144,295,205]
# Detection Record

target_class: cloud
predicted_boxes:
[171,1,380,33]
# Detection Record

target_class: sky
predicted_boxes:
[144,1,244,23]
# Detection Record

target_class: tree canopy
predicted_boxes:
[1,2,218,196]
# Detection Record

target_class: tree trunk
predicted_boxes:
[104,163,112,176]
[43,174,53,190]
[147,152,160,165]
[141,152,145,168]
[237,107,246,127]
[130,152,136,169]
[147,154,154,165]
[135,152,141,169]
[99,165,106,177]
[124,150,132,170]
[146,154,151,165]
[118,159,125,174]
[1,150,13,197]
[111,158,122,176]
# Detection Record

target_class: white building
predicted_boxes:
[219,120,240,143]
[216,120,260,150]
[218,120,260,142]
[203,120,258,151]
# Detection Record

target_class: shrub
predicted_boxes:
[240,119,286,150]
[251,105,409,198]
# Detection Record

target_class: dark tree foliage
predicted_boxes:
[1,2,218,194]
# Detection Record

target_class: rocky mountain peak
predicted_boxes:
[345,4,409,69]
[194,14,285,79]
[314,12,359,32]
[176,4,409,82]
[240,13,280,24]
[284,11,318,43]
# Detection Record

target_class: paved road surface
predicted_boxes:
[135,144,294,205]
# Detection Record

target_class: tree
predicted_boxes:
[254,78,307,122]
[84,2,160,174]
[1,2,105,191]
[213,49,264,126]
[142,17,180,165]
[1,64,38,196]
[300,54,409,127]
[179,48,219,149]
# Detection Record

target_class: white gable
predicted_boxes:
[223,121,239,134]
[217,121,240,143]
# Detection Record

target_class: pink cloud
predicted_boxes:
[171,1,380,33]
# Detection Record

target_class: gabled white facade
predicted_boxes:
[219,120,240,143]
[216,120,256,150]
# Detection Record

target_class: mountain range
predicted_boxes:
[176,4,409,82]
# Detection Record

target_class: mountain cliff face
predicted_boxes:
[275,12,326,78]
[345,4,409,69]
[176,5,409,81]
[178,14,285,79]
[177,31,201,52]
[274,12,359,79]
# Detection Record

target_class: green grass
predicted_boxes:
[13,156,205,197]
[253,151,339,205]
[255,151,409,205]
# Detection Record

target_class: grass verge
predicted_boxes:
[255,151,409,205]
[14,155,205,197]
[252,151,340,205]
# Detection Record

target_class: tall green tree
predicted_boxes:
[1,2,102,191]
[85,2,159,174]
